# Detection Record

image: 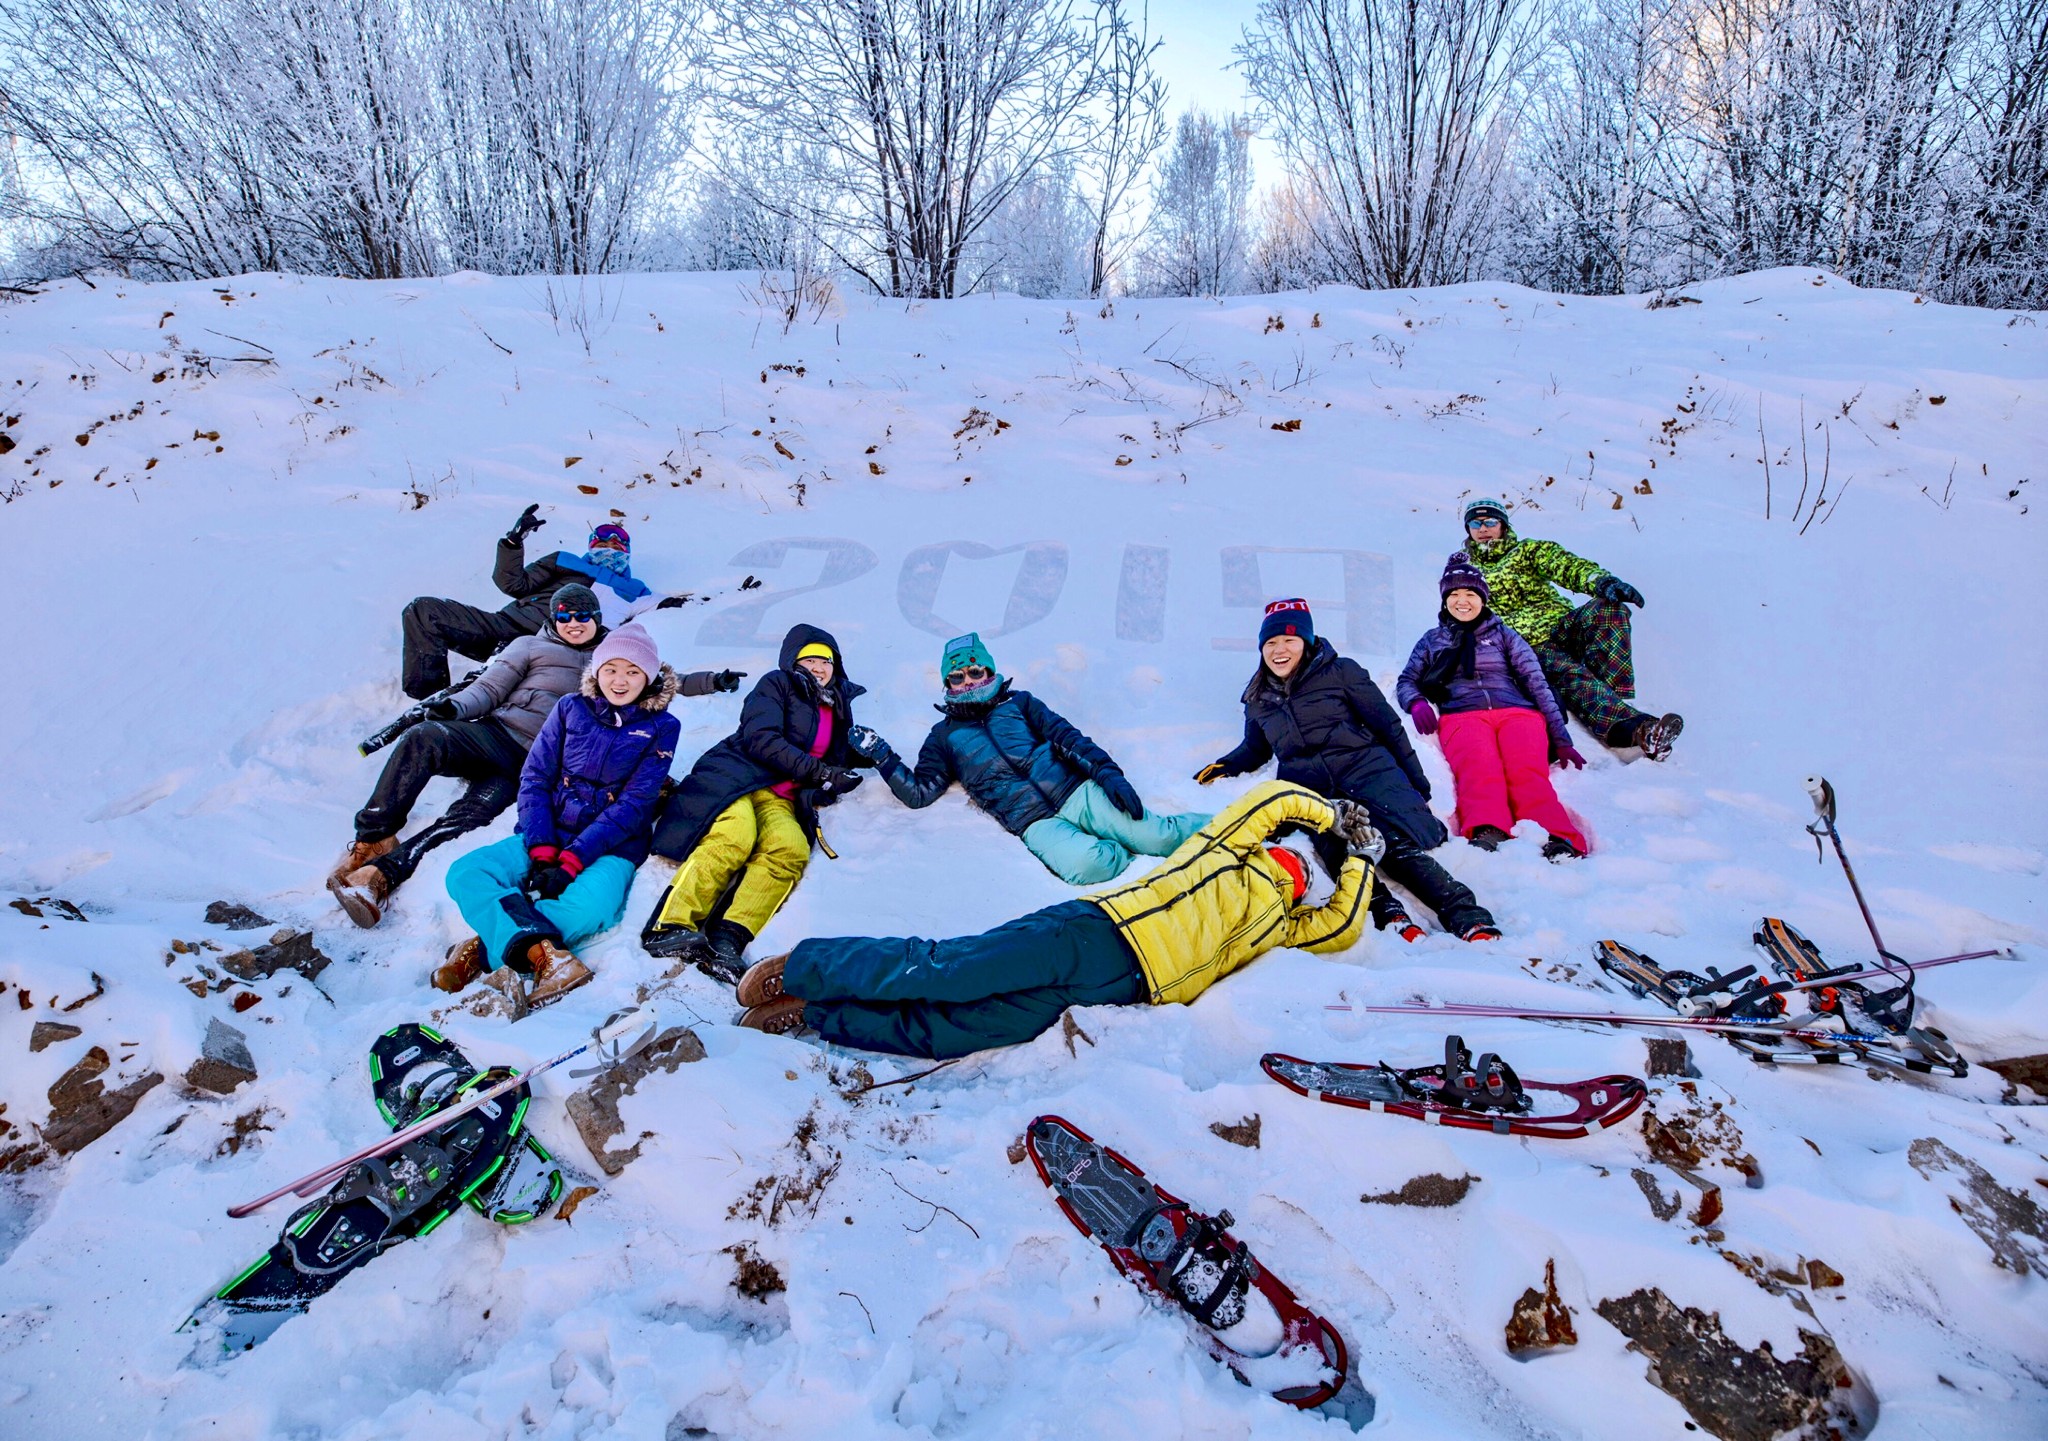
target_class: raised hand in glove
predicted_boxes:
[504,503,545,546]
[1553,741,1587,771]
[1595,575,1644,607]
[711,669,747,693]
[1194,761,1231,785]
[1096,769,1145,821]
[845,724,892,761]
[1331,799,1387,863]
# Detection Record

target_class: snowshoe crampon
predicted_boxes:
[1024,1115,1349,1410]
[185,1024,562,1354]
[1262,1035,1645,1139]
[1753,919,1967,1077]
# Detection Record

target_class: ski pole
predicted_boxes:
[228,1006,657,1219]
[1804,776,1897,968]
[1346,1002,1914,1048]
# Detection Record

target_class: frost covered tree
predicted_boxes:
[1237,0,1547,289]
[705,0,1106,298]
[1936,0,2048,305]
[1140,109,1254,296]
[1074,0,1169,295]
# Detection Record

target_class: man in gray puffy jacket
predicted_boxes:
[330,584,737,926]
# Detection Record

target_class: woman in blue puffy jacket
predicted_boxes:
[849,632,1209,884]
[437,623,681,1009]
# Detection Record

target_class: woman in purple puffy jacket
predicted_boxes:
[1398,556,1589,861]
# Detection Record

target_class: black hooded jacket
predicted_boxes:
[649,623,868,860]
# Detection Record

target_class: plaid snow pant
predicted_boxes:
[1532,599,1648,746]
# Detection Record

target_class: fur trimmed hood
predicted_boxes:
[579,662,681,713]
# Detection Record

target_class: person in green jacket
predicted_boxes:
[1457,498,1683,760]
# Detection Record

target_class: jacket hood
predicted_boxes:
[1242,635,1338,703]
[579,662,681,713]
[777,622,866,699]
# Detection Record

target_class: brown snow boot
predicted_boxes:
[736,953,789,1008]
[526,940,593,1010]
[329,864,392,928]
[329,836,395,887]
[433,936,487,993]
[739,996,807,1036]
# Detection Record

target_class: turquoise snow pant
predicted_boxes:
[446,834,636,972]
[1020,780,1211,885]
[785,899,1146,1060]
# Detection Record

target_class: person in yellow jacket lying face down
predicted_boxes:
[730,781,1384,1059]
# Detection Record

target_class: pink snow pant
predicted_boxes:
[1438,709,1586,851]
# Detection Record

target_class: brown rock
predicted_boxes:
[1644,1038,1694,1077]
[1505,1259,1578,1355]
[204,901,273,931]
[1805,1258,1845,1289]
[565,1027,706,1175]
[28,1021,82,1053]
[219,928,330,983]
[1209,1114,1261,1148]
[1983,1053,2048,1100]
[1908,1137,2048,1274]
[1362,1173,1475,1207]
[42,1046,163,1155]
[183,1018,257,1095]
[1596,1287,1849,1441]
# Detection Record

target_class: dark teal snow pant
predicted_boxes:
[784,899,1146,1060]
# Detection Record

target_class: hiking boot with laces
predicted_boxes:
[736,954,789,1008]
[526,940,593,1010]
[739,996,807,1036]
[432,936,486,993]
[1466,825,1511,852]
[330,864,392,928]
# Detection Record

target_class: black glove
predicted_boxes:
[655,594,691,610]
[815,766,864,797]
[1096,770,1145,821]
[712,669,747,693]
[421,697,460,721]
[1331,799,1387,863]
[528,864,572,900]
[504,503,545,546]
[1595,575,1644,607]
[846,724,890,761]
[1194,761,1231,785]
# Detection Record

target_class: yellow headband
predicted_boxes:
[795,642,835,664]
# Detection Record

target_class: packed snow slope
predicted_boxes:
[0,270,2042,1440]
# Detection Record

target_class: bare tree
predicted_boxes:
[1237,0,1548,289]
[1076,0,1168,295]
[1936,0,2047,303]
[705,0,1105,298]
[1141,108,1254,295]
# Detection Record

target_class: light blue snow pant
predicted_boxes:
[1020,780,1211,885]
[446,834,637,972]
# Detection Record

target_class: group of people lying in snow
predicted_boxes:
[324,497,1683,1054]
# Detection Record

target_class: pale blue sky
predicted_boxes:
[1140,1,1276,183]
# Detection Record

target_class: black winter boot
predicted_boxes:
[1466,825,1510,852]
[703,919,754,984]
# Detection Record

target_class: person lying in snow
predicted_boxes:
[1195,598,1499,943]
[1398,557,1589,861]
[729,781,1379,1058]
[846,632,1211,885]
[434,623,681,1009]
[641,624,873,980]
[331,585,732,926]
[398,508,692,699]
[1456,497,1683,759]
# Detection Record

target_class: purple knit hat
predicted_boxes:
[1440,553,1490,602]
[590,622,660,680]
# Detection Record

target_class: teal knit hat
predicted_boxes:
[942,632,995,678]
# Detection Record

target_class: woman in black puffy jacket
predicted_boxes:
[1197,599,1498,942]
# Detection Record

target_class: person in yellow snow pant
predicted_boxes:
[646,788,810,977]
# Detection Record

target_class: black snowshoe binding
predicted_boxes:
[1402,1035,1533,1117]
[1753,918,1966,1077]
[1128,1203,1257,1330]
[1595,939,1789,1021]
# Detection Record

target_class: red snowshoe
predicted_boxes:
[1262,1035,1645,1139]
[1024,1115,1351,1410]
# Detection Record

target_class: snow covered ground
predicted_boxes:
[0,268,2042,1439]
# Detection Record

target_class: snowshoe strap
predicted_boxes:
[1185,1240,1257,1329]
[395,1063,470,1128]
[1122,1199,1192,1257]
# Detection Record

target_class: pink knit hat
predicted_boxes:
[590,622,660,681]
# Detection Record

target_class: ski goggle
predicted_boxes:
[945,665,992,689]
[554,607,599,624]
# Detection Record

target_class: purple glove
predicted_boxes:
[1409,701,1439,736]
[1554,742,1587,770]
